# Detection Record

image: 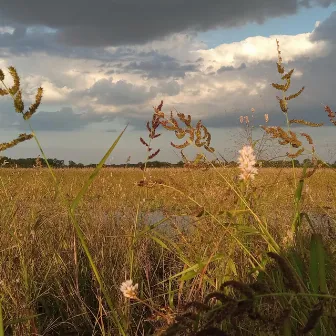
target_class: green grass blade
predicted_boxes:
[4,314,43,326]
[292,164,307,232]
[283,315,292,336]
[310,234,319,293]
[137,217,170,238]
[310,234,328,294]
[150,235,171,251]
[288,249,304,282]
[316,234,328,294]
[71,125,128,211]
[0,299,4,336]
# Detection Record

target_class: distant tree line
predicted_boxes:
[0,156,334,169]
[0,157,66,168]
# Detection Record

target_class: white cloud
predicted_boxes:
[0,26,14,34]
[196,34,329,71]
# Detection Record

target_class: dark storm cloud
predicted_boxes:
[310,11,336,42]
[104,98,335,132]
[217,63,247,74]
[0,98,105,131]
[200,104,334,129]
[0,24,60,56]
[122,53,198,79]
[70,77,181,107]
[0,0,335,48]
[158,81,181,96]
[29,107,102,131]
[71,78,157,106]
[0,25,145,62]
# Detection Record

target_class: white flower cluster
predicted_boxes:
[120,279,138,299]
[238,145,258,181]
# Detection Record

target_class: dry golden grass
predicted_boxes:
[0,167,335,334]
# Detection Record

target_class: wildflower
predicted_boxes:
[251,107,255,113]
[239,116,244,124]
[264,114,269,123]
[244,116,249,124]
[238,145,258,181]
[120,279,138,299]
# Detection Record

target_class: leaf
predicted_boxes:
[283,315,292,336]
[310,235,319,293]
[235,225,260,236]
[288,249,304,281]
[226,258,238,277]
[149,235,171,251]
[4,314,43,327]
[169,263,204,281]
[137,217,170,238]
[180,270,198,281]
[316,236,328,294]
[291,164,307,232]
[0,300,3,336]
[310,234,328,294]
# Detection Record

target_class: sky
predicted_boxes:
[0,0,336,164]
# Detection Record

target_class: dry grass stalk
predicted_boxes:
[157,106,214,153]
[140,100,164,161]
[262,40,325,164]
[140,100,216,169]
[272,40,305,114]
[261,126,301,147]
[0,133,34,152]
[35,155,43,169]
[0,66,43,154]
[289,119,323,127]
[323,104,336,126]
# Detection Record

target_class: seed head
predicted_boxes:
[237,145,258,181]
[120,279,138,299]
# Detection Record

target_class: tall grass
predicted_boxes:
[0,40,335,335]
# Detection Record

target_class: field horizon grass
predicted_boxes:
[0,166,335,335]
[0,40,336,335]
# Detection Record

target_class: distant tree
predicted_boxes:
[49,158,65,168]
[303,158,313,167]
[68,160,77,168]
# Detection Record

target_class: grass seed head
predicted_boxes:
[301,301,324,334]
[0,133,34,152]
[267,252,302,293]
[120,279,138,299]
[237,145,258,181]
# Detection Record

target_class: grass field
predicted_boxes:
[0,167,335,335]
